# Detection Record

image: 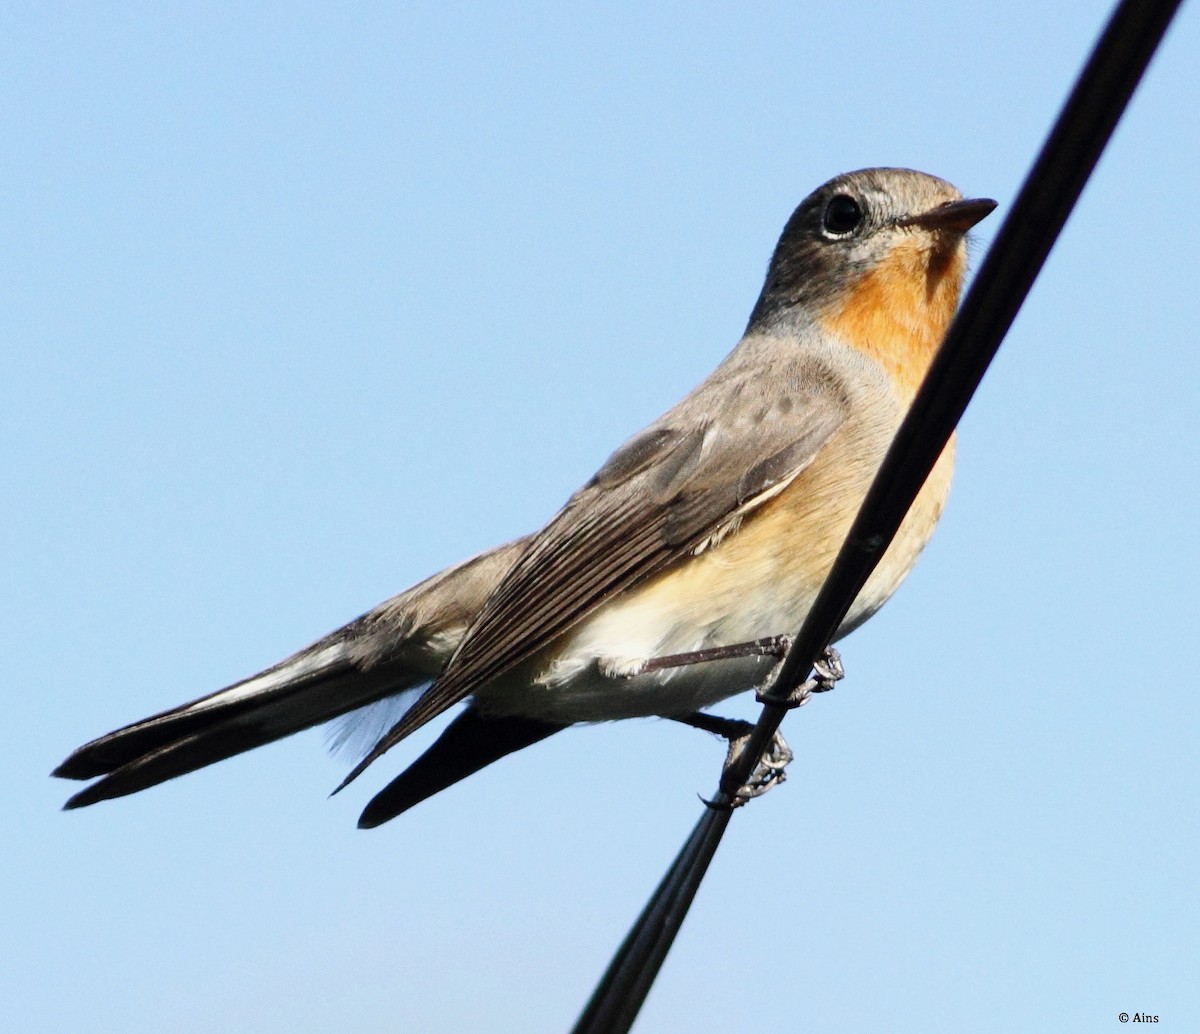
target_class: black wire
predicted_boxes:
[571,0,1184,1031]
[572,809,731,1033]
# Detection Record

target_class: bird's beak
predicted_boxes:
[899,197,998,233]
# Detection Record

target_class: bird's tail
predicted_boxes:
[54,537,530,811]
[54,641,407,808]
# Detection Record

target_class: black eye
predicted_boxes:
[822,194,863,236]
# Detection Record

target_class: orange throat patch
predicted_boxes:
[819,235,966,399]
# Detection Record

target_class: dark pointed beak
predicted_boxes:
[898,197,998,233]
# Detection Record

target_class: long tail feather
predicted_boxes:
[57,646,419,806]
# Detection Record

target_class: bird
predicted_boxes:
[54,168,996,828]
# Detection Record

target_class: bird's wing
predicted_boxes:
[337,350,850,786]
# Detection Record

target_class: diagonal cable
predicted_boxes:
[572,0,1185,1030]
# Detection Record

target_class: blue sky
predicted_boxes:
[5,3,1198,1032]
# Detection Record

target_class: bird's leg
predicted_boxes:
[636,634,792,673]
[635,638,845,802]
[635,636,845,707]
[671,711,755,740]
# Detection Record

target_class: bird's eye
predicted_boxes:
[822,194,863,237]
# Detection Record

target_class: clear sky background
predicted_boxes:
[5,3,1197,1032]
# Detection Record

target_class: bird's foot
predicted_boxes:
[755,644,843,708]
[673,711,793,805]
[726,726,794,805]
